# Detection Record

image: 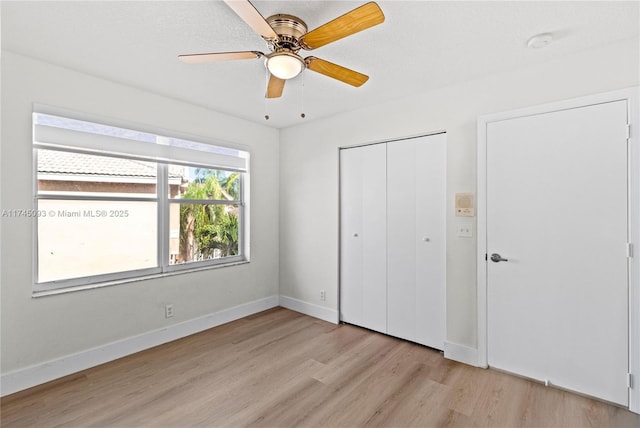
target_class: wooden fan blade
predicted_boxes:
[179,51,263,64]
[224,0,278,41]
[266,74,285,98]
[299,2,384,50]
[305,57,369,87]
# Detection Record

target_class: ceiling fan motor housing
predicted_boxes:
[266,14,307,52]
[263,14,308,79]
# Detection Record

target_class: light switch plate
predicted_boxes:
[456,223,473,238]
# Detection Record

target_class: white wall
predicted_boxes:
[0,52,280,377]
[279,38,639,354]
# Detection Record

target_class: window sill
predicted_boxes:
[32,260,250,298]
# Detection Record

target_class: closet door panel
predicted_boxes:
[387,134,446,349]
[387,139,418,341]
[339,144,387,333]
[414,134,446,348]
[340,148,364,326]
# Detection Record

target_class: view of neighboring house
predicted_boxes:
[36,149,184,282]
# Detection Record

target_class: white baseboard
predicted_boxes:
[279,295,339,324]
[444,341,482,367]
[1,295,279,397]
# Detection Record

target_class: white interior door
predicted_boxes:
[486,100,629,405]
[340,144,387,333]
[387,134,446,349]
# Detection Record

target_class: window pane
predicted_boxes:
[37,200,157,282]
[37,149,157,196]
[169,165,240,201]
[169,203,239,264]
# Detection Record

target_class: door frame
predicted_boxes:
[477,87,639,413]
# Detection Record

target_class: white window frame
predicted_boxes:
[32,108,250,295]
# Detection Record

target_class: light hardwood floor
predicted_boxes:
[2,307,638,427]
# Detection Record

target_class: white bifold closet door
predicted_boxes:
[339,143,387,334]
[340,133,446,349]
[387,134,446,348]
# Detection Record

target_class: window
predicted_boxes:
[33,111,249,293]
[168,166,241,265]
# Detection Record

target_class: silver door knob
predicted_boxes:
[490,253,508,262]
[353,233,358,237]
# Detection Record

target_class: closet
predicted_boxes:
[339,133,446,350]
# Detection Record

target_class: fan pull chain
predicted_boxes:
[264,68,270,121]
[300,72,306,119]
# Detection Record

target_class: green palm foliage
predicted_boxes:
[179,172,239,262]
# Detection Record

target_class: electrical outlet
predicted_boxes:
[320,290,326,301]
[165,304,174,318]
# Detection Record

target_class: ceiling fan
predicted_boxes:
[179,0,385,99]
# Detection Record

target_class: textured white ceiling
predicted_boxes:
[2,1,639,128]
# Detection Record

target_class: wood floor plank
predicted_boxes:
[2,307,638,428]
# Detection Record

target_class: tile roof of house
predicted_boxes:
[37,150,183,179]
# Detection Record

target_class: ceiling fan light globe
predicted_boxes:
[267,53,304,80]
